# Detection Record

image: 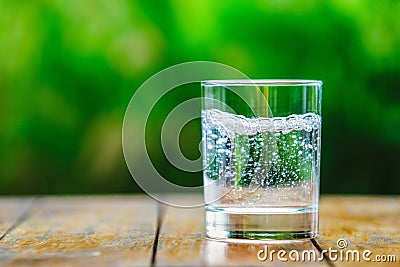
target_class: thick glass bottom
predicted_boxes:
[205,206,318,241]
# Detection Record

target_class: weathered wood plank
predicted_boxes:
[317,196,400,266]
[155,195,400,266]
[1,195,399,266]
[0,195,157,266]
[156,198,205,266]
[0,197,34,240]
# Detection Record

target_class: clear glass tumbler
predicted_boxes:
[201,80,322,240]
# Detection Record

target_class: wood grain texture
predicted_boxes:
[317,196,400,266]
[0,195,399,266]
[156,195,400,266]
[0,195,157,266]
[0,198,33,241]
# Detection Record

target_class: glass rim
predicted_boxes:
[202,79,322,87]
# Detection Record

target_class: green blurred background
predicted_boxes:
[1,0,399,195]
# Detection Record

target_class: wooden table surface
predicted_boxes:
[0,195,399,266]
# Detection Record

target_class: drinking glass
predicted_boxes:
[201,80,322,240]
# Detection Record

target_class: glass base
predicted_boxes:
[205,206,318,241]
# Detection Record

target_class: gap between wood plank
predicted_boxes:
[150,203,165,266]
[0,197,36,242]
[311,238,335,267]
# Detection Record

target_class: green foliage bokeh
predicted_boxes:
[0,0,399,194]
